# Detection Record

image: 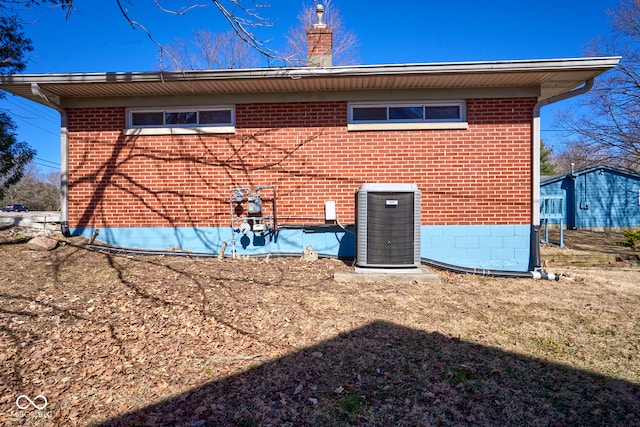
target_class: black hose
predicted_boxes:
[420,257,560,280]
[84,244,559,280]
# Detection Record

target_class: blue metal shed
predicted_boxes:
[541,166,640,229]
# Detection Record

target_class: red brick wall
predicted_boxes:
[66,98,535,228]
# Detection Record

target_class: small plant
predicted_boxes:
[11,233,32,244]
[448,366,478,386]
[338,393,367,414]
[615,229,640,250]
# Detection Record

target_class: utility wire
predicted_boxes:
[14,120,60,137]
[33,161,60,170]
[35,157,60,167]
[2,97,60,126]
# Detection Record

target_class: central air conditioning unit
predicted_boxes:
[356,183,421,268]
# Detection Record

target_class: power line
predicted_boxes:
[2,96,60,126]
[5,93,59,117]
[35,157,60,167]
[14,120,60,137]
[33,161,60,170]
[1,104,60,137]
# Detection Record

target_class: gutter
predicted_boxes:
[30,83,70,236]
[1,57,621,83]
[530,78,594,269]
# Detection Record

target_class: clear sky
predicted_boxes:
[0,0,618,173]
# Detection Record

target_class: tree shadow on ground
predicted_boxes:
[99,321,640,427]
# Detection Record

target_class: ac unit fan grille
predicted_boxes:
[366,193,415,265]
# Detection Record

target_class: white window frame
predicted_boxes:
[347,101,468,131]
[124,106,235,135]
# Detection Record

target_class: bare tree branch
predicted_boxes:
[211,0,281,61]
[161,29,259,71]
[112,0,282,67]
[556,0,640,173]
[150,0,208,16]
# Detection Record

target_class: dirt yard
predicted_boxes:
[1,227,639,426]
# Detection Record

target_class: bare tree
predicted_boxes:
[284,0,358,66]
[2,1,279,61]
[46,169,60,190]
[114,0,279,63]
[557,0,640,173]
[553,141,609,173]
[161,29,259,71]
[0,162,60,210]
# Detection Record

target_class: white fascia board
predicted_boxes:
[1,57,621,84]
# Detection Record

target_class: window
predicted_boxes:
[131,112,163,127]
[353,107,387,121]
[348,101,467,131]
[126,106,235,135]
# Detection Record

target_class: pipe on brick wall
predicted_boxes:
[530,78,594,269]
[30,83,70,236]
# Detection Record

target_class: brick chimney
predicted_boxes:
[306,4,333,67]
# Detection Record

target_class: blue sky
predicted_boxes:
[1,0,618,173]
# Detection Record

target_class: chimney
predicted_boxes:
[306,4,333,67]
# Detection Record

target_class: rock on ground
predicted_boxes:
[301,245,319,261]
[26,235,59,251]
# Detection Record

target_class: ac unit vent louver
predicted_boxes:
[356,183,421,268]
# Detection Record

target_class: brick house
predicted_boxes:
[0,20,618,272]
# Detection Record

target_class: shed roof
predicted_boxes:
[541,165,640,185]
[0,56,621,108]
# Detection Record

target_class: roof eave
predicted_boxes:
[1,56,621,83]
[0,56,621,105]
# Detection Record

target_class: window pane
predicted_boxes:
[165,111,197,125]
[200,110,232,125]
[131,112,164,126]
[425,105,460,120]
[389,106,423,120]
[352,107,387,121]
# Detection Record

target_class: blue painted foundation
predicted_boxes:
[421,225,531,271]
[71,224,531,272]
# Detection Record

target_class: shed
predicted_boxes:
[541,165,640,230]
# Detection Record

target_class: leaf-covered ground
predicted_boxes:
[1,227,639,426]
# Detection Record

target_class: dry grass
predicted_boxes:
[0,228,639,426]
